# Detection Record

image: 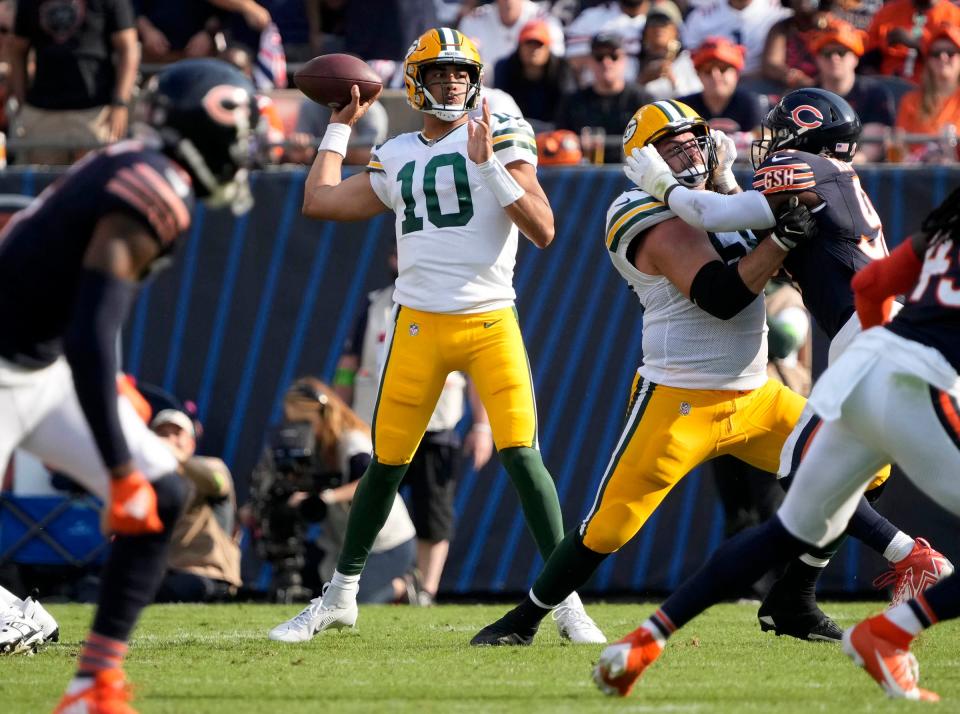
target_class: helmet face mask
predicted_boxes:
[623,100,717,189]
[751,87,862,169]
[135,58,260,214]
[404,28,484,122]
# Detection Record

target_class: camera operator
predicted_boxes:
[151,409,242,603]
[250,377,417,604]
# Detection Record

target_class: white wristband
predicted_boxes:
[769,233,792,252]
[471,422,492,434]
[318,123,351,157]
[475,156,525,207]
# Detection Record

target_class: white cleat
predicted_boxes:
[268,596,358,642]
[0,607,43,655]
[552,592,606,644]
[20,596,59,643]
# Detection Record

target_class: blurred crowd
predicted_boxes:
[0,0,958,167]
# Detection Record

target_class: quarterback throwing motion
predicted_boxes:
[269,28,603,644]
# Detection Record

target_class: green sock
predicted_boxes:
[531,529,608,607]
[335,458,409,575]
[500,446,565,560]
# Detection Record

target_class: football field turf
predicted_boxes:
[4,602,958,713]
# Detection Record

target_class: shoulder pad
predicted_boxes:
[752,151,816,195]
[605,189,672,252]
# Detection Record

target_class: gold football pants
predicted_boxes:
[371,305,538,465]
[580,375,806,554]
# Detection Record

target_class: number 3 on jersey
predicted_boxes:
[397,153,474,234]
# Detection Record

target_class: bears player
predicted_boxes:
[0,58,258,712]
[268,28,604,644]
[625,88,952,640]
[592,187,960,702]
[471,100,819,647]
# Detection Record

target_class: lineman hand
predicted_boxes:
[772,196,817,250]
[624,146,678,201]
[710,128,738,192]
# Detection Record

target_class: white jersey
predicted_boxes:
[366,114,538,314]
[681,0,792,74]
[605,188,768,390]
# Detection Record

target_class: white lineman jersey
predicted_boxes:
[605,188,768,390]
[0,357,178,500]
[778,327,960,548]
[366,114,538,314]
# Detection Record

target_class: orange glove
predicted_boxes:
[106,471,163,535]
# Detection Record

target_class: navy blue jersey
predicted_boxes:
[887,237,960,371]
[753,150,887,338]
[0,143,194,368]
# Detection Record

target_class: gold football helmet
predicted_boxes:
[622,100,716,187]
[403,28,483,122]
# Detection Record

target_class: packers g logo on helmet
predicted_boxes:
[622,100,716,188]
[403,28,484,122]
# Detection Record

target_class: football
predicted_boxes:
[293,54,382,109]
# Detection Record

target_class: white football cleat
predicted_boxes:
[552,592,606,644]
[0,607,44,655]
[269,592,358,643]
[20,595,59,643]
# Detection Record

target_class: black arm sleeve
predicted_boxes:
[689,260,758,320]
[62,269,138,470]
[347,452,371,483]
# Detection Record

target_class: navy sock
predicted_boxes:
[918,573,960,623]
[661,517,808,630]
[844,496,900,558]
[91,474,186,642]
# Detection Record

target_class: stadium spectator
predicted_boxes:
[831,0,883,32]
[678,37,764,134]
[287,96,388,166]
[459,0,564,84]
[304,0,346,55]
[555,31,653,162]
[761,0,836,90]
[863,0,960,82]
[151,410,242,604]
[133,0,220,63]
[493,20,572,126]
[895,23,960,162]
[812,20,894,162]
[335,251,494,605]
[637,1,702,100]
[564,0,647,87]
[211,0,277,63]
[8,0,140,166]
[682,0,792,77]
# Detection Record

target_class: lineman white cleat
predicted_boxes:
[553,592,606,644]
[21,595,59,643]
[0,606,44,655]
[269,595,358,642]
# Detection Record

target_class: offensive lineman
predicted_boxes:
[0,59,259,713]
[268,27,604,644]
[625,88,952,638]
[472,99,818,647]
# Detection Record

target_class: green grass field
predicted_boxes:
[3,602,958,713]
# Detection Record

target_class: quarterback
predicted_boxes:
[269,28,603,644]
[472,99,816,646]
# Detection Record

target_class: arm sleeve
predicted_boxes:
[63,270,139,470]
[109,0,136,33]
[182,457,232,498]
[665,185,776,232]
